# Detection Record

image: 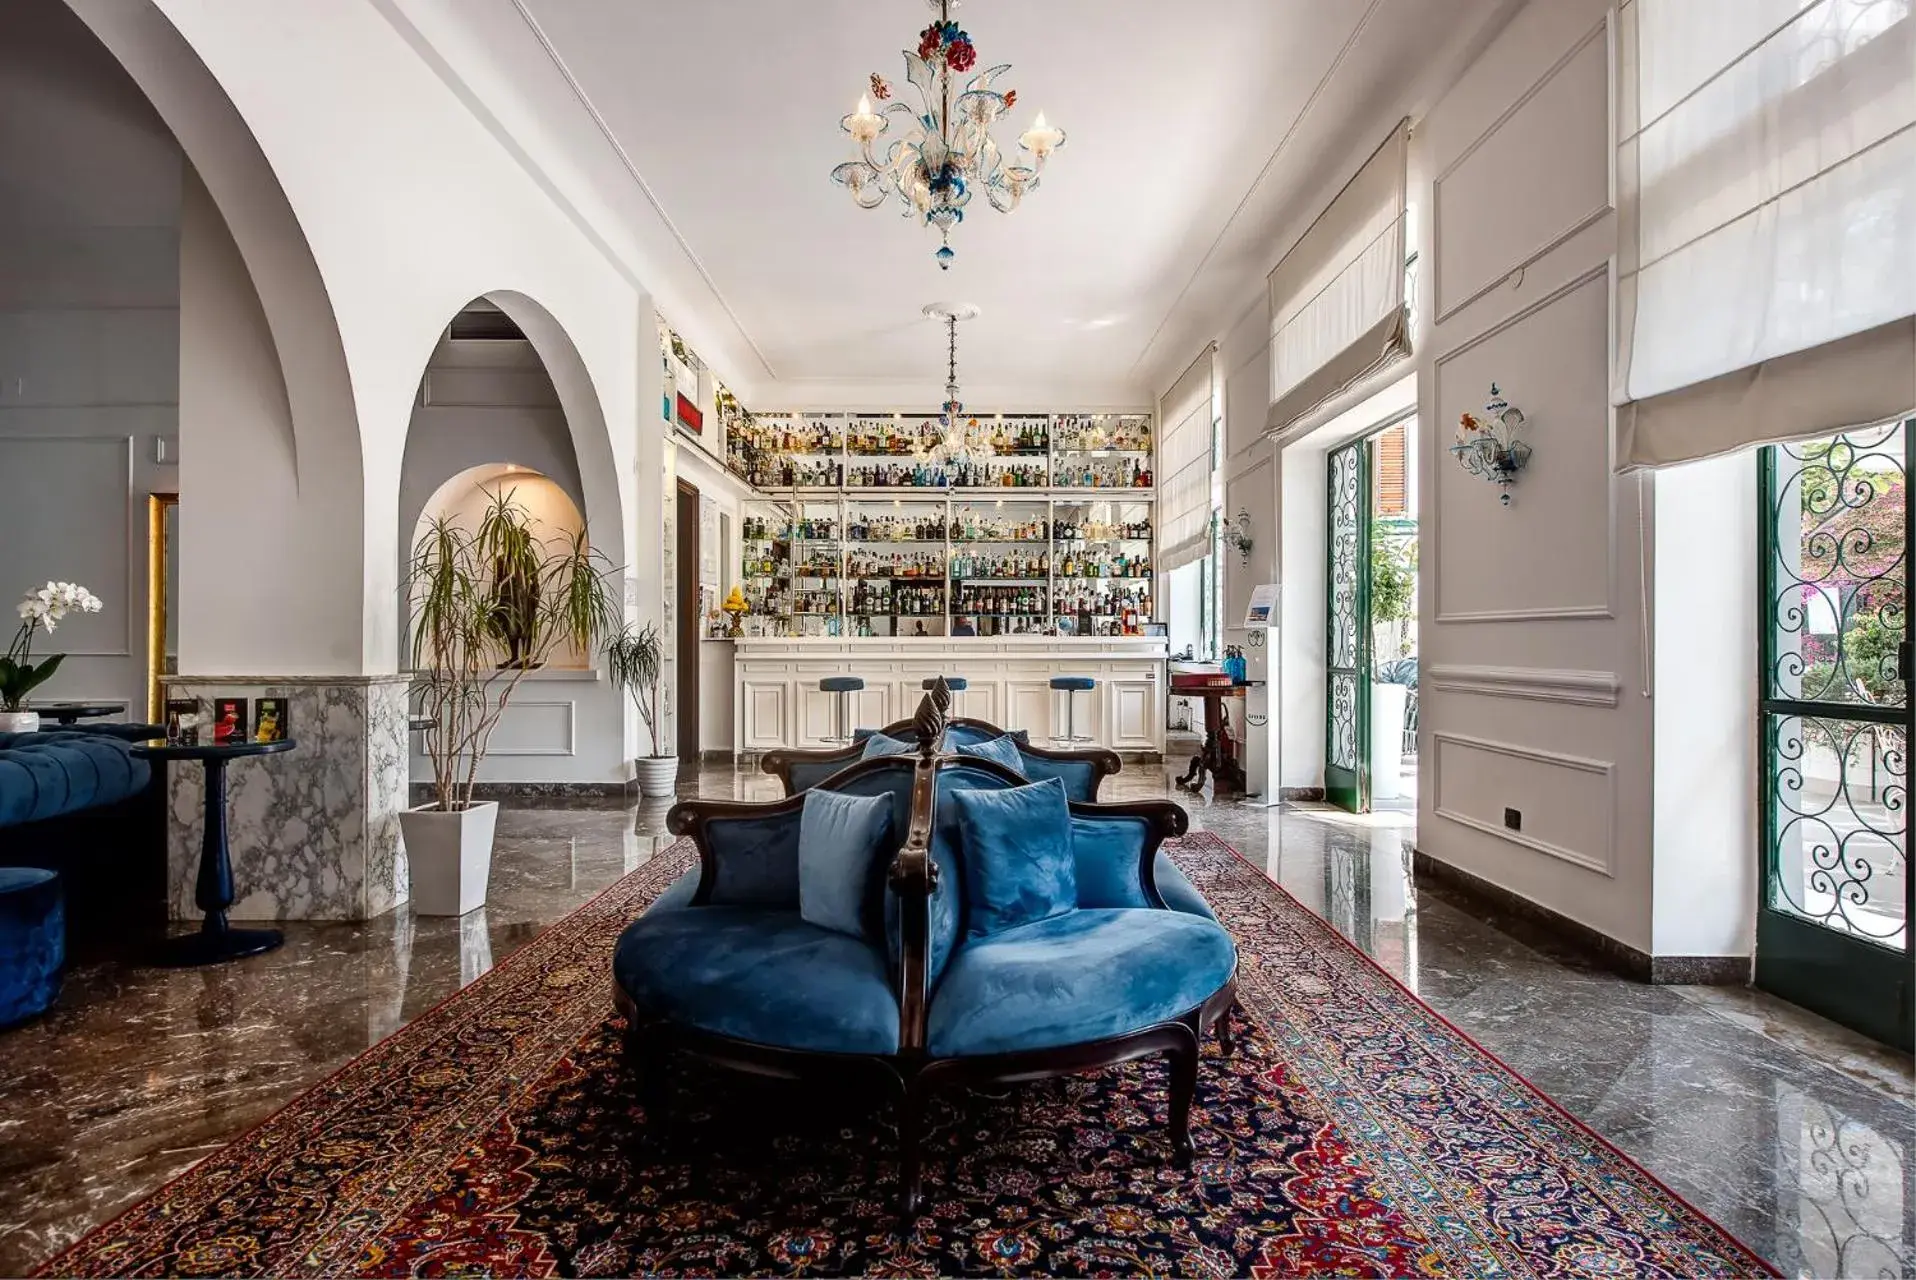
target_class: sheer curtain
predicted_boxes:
[1267,119,1411,437]
[1616,0,1916,467]
[1157,345,1218,573]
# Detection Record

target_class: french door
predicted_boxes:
[1325,438,1372,813]
[1758,420,1913,1050]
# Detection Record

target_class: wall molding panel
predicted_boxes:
[1432,15,1612,324]
[1431,730,1615,876]
[1430,266,1617,624]
[1424,663,1622,706]
[0,434,136,656]
[487,699,577,757]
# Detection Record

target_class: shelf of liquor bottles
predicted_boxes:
[739,492,1155,640]
[724,410,1155,492]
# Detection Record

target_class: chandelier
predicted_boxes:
[917,303,984,465]
[831,0,1066,271]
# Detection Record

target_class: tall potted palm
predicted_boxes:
[404,486,619,914]
[605,621,674,798]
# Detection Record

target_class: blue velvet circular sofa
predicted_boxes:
[614,687,1237,1214]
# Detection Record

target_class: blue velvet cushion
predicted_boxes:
[1049,675,1096,691]
[0,866,64,1028]
[859,732,917,760]
[950,776,1077,938]
[1067,816,1219,920]
[798,788,892,940]
[954,733,1025,776]
[927,908,1236,1057]
[698,810,801,907]
[613,907,898,1054]
[945,723,1028,749]
[1016,752,1099,803]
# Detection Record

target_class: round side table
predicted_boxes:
[28,701,128,726]
[129,738,298,966]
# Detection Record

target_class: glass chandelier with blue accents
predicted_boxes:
[831,0,1065,270]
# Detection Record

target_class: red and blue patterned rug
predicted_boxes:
[36,832,1774,1277]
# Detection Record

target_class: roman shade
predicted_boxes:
[1266,119,1412,436]
[1156,345,1218,573]
[1615,0,1916,469]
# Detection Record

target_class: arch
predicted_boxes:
[396,293,630,669]
[59,0,371,671]
[483,290,629,573]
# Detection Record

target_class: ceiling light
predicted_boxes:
[831,0,1066,270]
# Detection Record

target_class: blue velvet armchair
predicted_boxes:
[616,699,1237,1215]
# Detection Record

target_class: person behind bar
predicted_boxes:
[951,614,977,637]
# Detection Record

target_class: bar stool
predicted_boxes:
[1049,675,1096,747]
[820,676,864,745]
[919,677,968,693]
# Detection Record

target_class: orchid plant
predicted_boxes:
[2,581,104,711]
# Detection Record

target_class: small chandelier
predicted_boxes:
[918,303,982,466]
[831,0,1066,270]
[1450,383,1532,505]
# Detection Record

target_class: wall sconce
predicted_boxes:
[1220,509,1254,565]
[1450,383,1531,505]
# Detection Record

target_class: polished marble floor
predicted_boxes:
[1,762,1911,1276]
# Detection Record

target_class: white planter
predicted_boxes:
[0,710,40,734]
[1370,683,1411,802]
[634,755,679,799]
[400,801,498,916]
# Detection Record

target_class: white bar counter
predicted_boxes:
[733,636,1167,755]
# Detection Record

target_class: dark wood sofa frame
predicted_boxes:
[623,688,1236,1216]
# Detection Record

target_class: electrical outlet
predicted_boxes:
[1503,807,1522,832]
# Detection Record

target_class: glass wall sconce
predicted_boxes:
[1449,383,1530,505]
[1221,509,1254,564]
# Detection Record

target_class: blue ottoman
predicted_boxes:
[0,866,63,1027]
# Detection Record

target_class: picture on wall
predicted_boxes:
[253,697,289,743]
[212,697,248,746]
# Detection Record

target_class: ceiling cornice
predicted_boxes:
[1128,0,1388,388]
[505,0,778,386]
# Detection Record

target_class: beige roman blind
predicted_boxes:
[1266,119,1411,436]
[1157,345,1218,573]
[1615,0,1916,469]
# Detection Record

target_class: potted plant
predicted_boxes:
[1369,530,1417,801]
[1,581,104,733]
[605,621,675,798]
[404,487,618,915]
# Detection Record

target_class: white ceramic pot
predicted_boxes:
[1369,683,1411,802]
[400,800,498,916]
[634,755,679,799]
[0,710,41,734]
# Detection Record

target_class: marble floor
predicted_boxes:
[1,763,1911,1276]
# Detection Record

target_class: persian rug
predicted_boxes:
[37,832,1774,1278]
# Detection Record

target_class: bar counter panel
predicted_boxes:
[733,638,1166,755]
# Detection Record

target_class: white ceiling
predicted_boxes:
[394,0,1515,408]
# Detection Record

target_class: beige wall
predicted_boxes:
[1415,0,1655,950]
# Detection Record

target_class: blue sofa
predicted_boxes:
[0,726,167,951]
[616,692,1237,1214]
[763,715,1122,801]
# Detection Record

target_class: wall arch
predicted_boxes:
[60,0,370,672]
[483,290,628,573]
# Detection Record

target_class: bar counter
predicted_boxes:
[733,636,1167,756]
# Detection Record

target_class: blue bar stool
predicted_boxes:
[1049,675,1097,746]
[920,677,968,692]
[820,676,865,745]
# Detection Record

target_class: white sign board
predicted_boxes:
[1244,583,1280,628]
